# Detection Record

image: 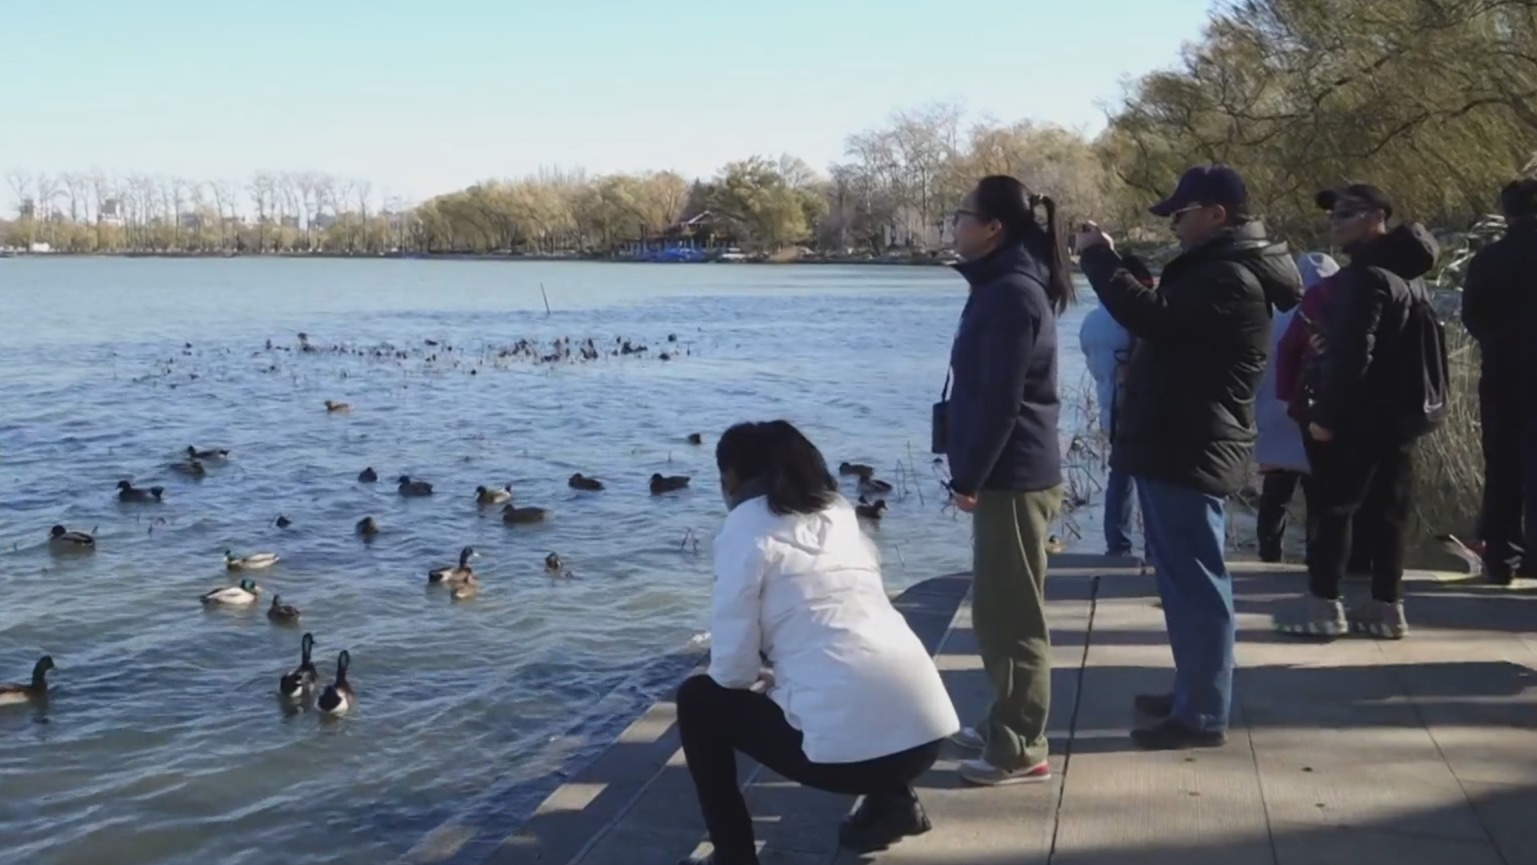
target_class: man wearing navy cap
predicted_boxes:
[1075,165,1303,750]
[1461,178,1537,585]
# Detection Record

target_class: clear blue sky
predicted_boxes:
[3,0,1215,208]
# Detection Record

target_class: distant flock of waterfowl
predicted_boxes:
[2,425,900,718]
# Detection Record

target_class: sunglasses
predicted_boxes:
[1168,204,1206,225]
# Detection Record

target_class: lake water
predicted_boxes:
[0,257,1104,865]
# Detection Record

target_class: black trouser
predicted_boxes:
[1259,467,1375,573]
[675,675,943,863]
[1257,470,1311,561]
[1479,373,1529,576]
[1303,432,1415,603]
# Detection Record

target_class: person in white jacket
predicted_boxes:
[1078,257,1150,556]
[675,420,960,865]
[1254,252,1339,561]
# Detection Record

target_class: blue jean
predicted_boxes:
[1135,476,1235,733]
[1104,467,1136,555]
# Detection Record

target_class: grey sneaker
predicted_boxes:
[949,726,985,751]
[957,757,1052,786]
[1272,594,1348,637]
[1348,599,1408,639]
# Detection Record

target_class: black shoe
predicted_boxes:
[1258,543,1282,564]
[838,793,932,853]
[1133,692,1174,718]
[1130,718,1227,750]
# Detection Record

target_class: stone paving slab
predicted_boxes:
[467,559,1537,865]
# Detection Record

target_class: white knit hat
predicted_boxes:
[1296,252,1341,291]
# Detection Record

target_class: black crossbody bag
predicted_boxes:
[931,370,951,455]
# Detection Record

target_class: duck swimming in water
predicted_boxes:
[356,516,380,537]
[857,477,893,495]
[278,633,318,700]
[116,480,164,503]
[201,577,262,606]
[448,573,478,600]
[838,461,875,479]
[649,473,690,495]
[429,546,477,584]
[225,549,279,570]
[686,433,703,445]
[267,594,302,623]
[854,497,888,520]
[324,400,350,413]
[316,650,354,716]
[397,475,433,497]
[501,504,547,525]
[48,525,95,554]
[187,445,230,461]
[358,467,378,483]
[475,484,512,505]
[568,473,604,491]
[0,655,54,707]
[170,458,207,477]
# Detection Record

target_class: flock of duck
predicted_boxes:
[2,430,899,718]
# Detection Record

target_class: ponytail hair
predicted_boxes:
[715,420,838,516]
[973,175,1077,315]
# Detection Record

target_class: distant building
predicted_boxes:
[313,213,338,231]
[280,215,300,230]
[18,198,36,220]
[99,198,126,227]
[179,212,204,230]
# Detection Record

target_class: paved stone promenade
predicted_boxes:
[410,555,1537,865]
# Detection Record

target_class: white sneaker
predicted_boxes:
[949,726,985,751]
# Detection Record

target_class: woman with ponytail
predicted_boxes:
[942,175,1072,786]
[674,420,959,865]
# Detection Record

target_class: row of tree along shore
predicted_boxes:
[5,0,1534,266]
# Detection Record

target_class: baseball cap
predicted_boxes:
[1499,178,1537,219]
[1148,165,1251,217]
[1315,184,1393,220]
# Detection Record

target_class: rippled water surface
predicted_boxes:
[0,258,1097,865]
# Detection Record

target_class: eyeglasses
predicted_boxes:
[953,207,980,223]
[1328,209,1369,223]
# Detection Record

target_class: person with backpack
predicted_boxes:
[1274,259,1379,577]
[1460,178,1537,585]
[1273,184,1445,640]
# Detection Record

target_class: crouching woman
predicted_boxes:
[676,420,960,865]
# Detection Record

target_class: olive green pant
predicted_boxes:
[971,485,1062,770]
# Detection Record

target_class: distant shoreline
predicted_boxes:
[0,249,960,267]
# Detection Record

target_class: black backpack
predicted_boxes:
[1384,271,1450,439]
